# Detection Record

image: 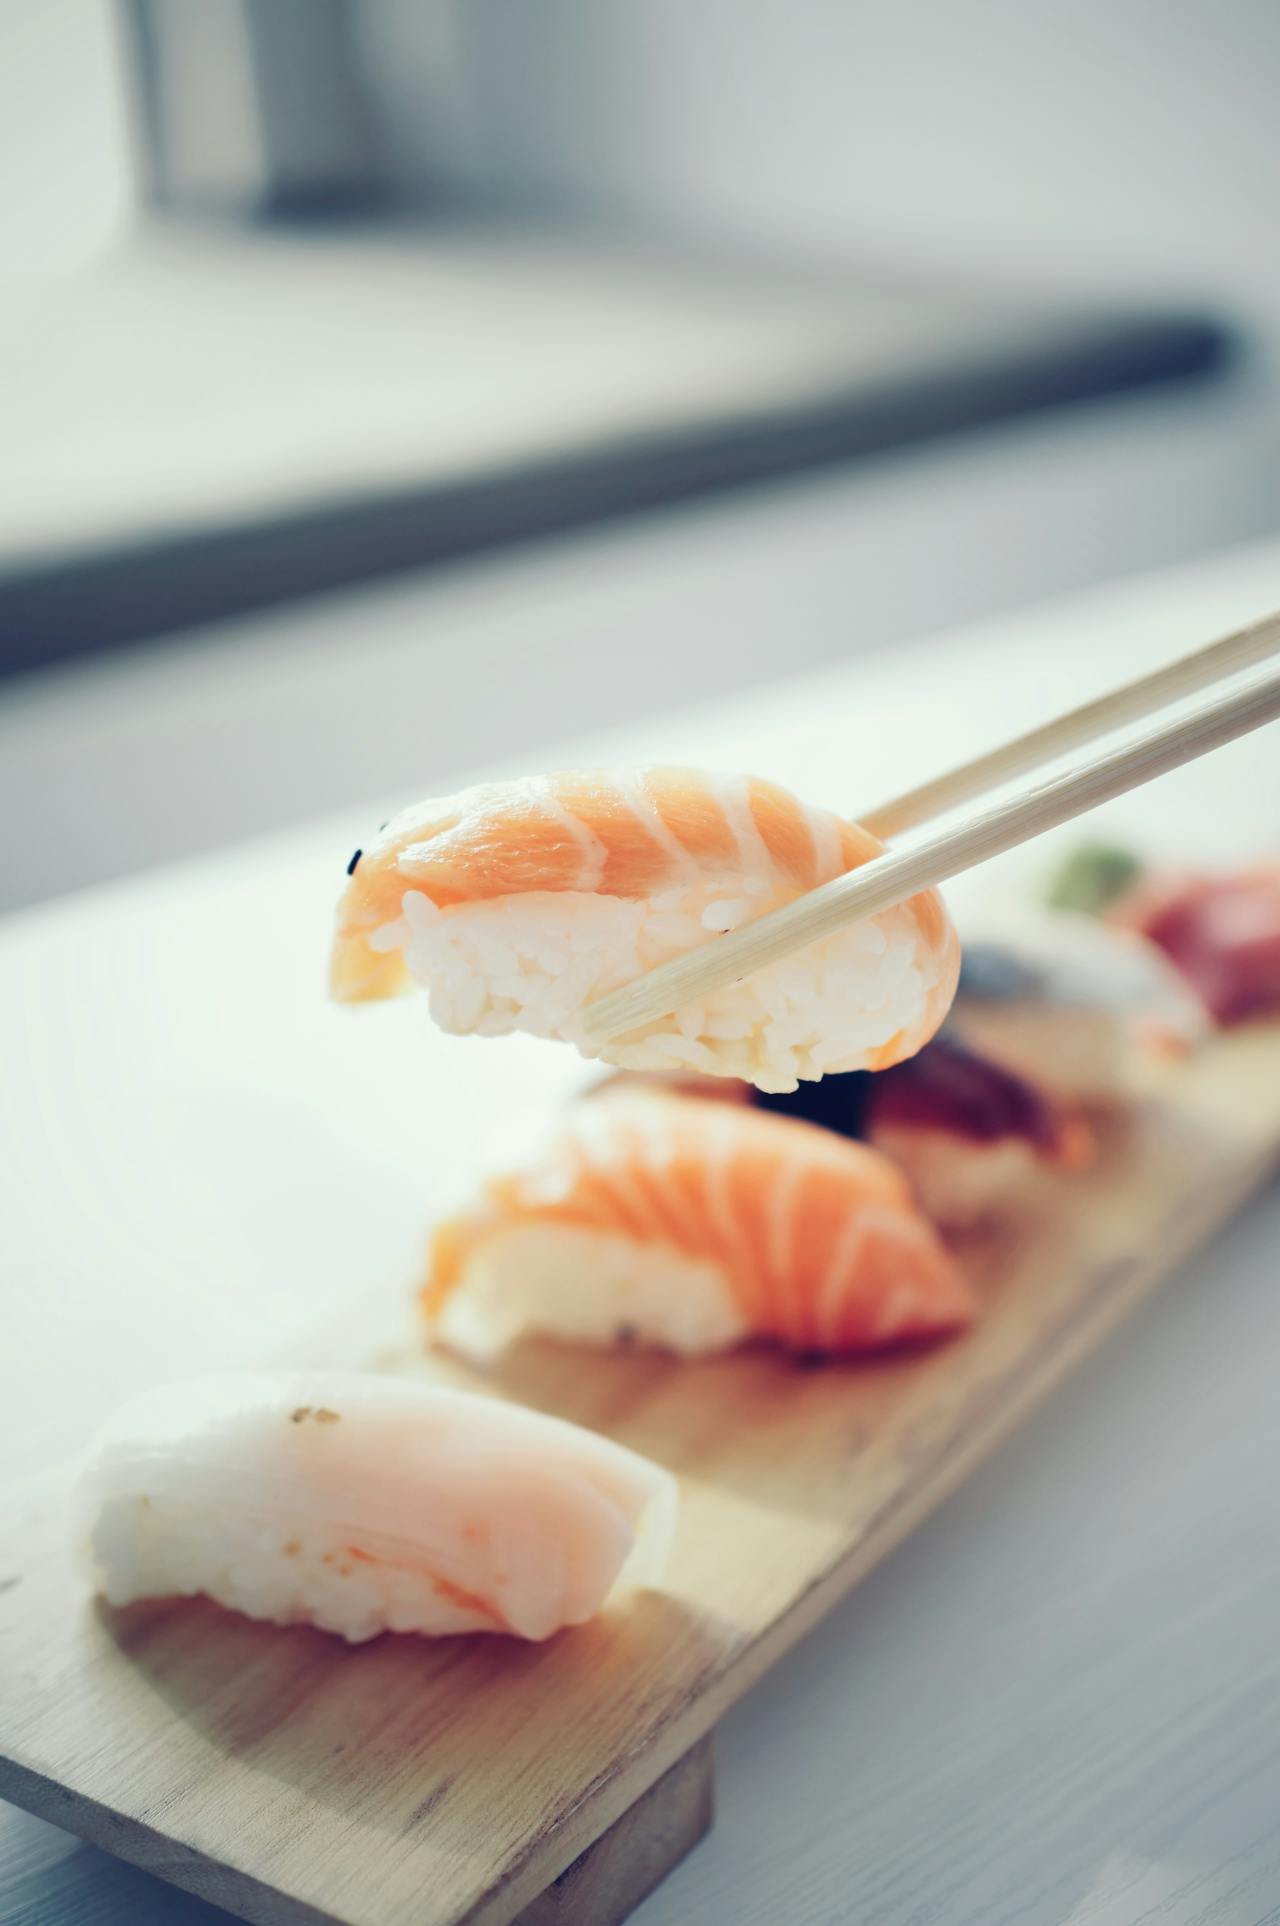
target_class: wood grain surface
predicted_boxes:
[2,1026,1278,1926]
[515,1737,713,1926]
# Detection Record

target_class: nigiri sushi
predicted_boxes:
[1044,843,1280,1029]
[609,1036,1091,1234]
[849,1037,1093,1230]
[332,766,959,1092]
[75,1372,676,1643]
[948,908,1206,1101]
[1108,863,1280,1026]
[423,1089,974,1361]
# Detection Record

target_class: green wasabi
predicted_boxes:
[1045,842,1144,917]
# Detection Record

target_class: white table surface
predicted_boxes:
[3,541,1280,1925]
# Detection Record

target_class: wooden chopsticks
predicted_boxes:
[859,606,1280,839]
[577,611,1280,1052]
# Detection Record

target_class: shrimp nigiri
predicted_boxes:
[423,1090,974,1361]
[75,1372,676,1643]
[332,766,959,1092]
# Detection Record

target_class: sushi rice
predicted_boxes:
[371,883,943,1093]
[432,1221,748,1363]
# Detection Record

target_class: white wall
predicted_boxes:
[357,0,1280,313]
[4,369,1275,914]
[0,0,132,280]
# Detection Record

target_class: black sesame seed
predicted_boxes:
[346,848,362,876]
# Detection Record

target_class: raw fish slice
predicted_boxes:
[598,1041,1092,1232]
[859,1037,1093,1230]
[423,1090,974,1361]
[76,1372,676,1643]
[949,907,1206,1099]
[1110,864,1280,1026]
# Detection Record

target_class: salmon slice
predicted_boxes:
[332,764,952,1004]
[424,1090,975,1359]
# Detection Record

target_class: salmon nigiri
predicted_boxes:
[423,1090,975,1361]
[332,766,959,1092]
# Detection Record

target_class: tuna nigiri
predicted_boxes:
[332,767,959,1092]
[1109,863,1280,1027]
[753,1036,1093,1231]
[75,1372,676,1643]
[423,1089,974,1361]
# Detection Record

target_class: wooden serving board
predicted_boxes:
[3,1027,1280,1926]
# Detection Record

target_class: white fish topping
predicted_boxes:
[75,1372,677,1643]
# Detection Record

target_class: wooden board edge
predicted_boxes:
[513,1737,714,1926]
[3,1139,1275,1926]
[467,1135,1279,1926]
[0,1716,714,1926]
[0,1755,344,1926]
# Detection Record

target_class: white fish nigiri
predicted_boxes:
[75,1373,676,1643]
[952,907,1208,1100]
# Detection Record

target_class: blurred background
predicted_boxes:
[3,0,1279,913]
